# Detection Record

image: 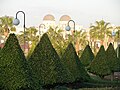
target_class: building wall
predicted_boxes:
[43,20,56,29]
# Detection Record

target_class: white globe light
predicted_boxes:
[112,31,116,36]
[65,26,71,31]
[13,18,20,25]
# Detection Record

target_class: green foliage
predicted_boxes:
[89,20,112,41]
[106,43,120,72]
[47,27,69,57]
[0,16,15,35]
[88,45,111,78]
[116,45,120,62]
[28,33,73,85]
[0,34,41,90]
[61,43,90,82]
[27,42,36,59]
[0,47,1,53]
[80,45,94,67]
[17,26,39,45]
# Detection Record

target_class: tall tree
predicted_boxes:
[89,20,112,52]
[47,27,69,57]
[74,30,88,54]
[17,26,39,45]
[0,34,41,90]
[88,45,111,78]
[0,16,16,37]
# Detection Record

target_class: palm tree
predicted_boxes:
[17,26,39,55]
[0,16,16,38]
[47,27,67,57]
[26,26,39,42]
[89,20,112,51]
[74,30,87,54]
[17,26,39,44]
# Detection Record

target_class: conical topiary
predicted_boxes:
[88,45,111,78]
[106,43,120,80]
[28,33,74,85]
[61,43,90,82]
[80,45,94,67]
[0,34,41,90]
[106,43,119,72]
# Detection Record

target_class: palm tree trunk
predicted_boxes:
[94,41,96,53]
[75,38,79,55]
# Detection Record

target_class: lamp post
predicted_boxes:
[65,20,75,40]
[65,20,75,33]
[39,24,45,39]
[112,30,116,47]
[13,11,26,52]
[65,20,79,53]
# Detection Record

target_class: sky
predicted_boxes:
[0,0,120,28]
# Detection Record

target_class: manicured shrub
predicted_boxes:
[61,43,90,82]
[28,33,73,85]
[88,45,111,78]
[106,43,120,80]
[106,43,119,72]
[80,45,94,67]
[0,34,41,90]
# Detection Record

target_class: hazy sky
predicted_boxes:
[0,0,120,28]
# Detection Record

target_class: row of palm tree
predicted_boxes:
[0,16,120,55]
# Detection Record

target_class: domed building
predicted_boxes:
[58,15,72,39]
[43,14,55,21]
[59,15,71,30]
[59,15,71,21]
[43,14,56,29]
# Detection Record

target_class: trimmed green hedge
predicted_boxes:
[28,33,73,85]
[0,34,41,90]
[106,43,120,72]
[80,45,94,67]
[61,43,90,82]
[88,45,111,78]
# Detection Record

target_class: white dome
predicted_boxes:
[43,14,55,21]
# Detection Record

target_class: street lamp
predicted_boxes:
[13,11,26,52]
[65,20,75,40]
[112,30,116,47]
[65,20,79,53]
[39,24,45,39]
[65,20,75,33]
